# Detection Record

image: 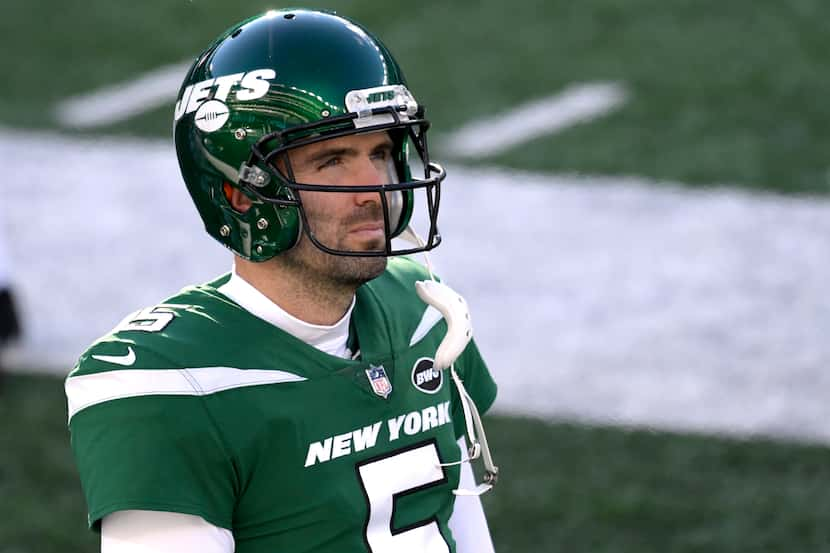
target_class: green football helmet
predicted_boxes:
[174,9,445,261]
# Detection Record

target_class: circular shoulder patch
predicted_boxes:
[194,100,230,132]
[411,357,443,394]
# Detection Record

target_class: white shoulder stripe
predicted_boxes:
[409,306,444,346]
[65,367,306,422]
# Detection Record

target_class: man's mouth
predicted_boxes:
[349,222,385,238]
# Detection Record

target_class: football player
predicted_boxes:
[66,9,498,553]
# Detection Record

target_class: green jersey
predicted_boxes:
[66,257,497,553]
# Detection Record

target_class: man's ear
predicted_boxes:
[224,182,253,213]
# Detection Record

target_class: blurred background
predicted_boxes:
[2,0,830,551]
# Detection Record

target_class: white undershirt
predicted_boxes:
[216,270,355,359]
[100,270,495,553]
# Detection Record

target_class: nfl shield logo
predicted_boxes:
[366,364,392,399]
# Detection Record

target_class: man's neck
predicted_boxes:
[233,256,356,326]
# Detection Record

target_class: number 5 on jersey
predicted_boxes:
[357,441,451,552]
[114,306,177,333]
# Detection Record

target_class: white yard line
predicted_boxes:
[56,67,627,145]
[55,61,192,128]
[442,82,628,158]
[3,130,830,443]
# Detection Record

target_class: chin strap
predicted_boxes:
[403,226,499,496]
[444,367,499,495]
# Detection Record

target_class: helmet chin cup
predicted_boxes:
[414,280,473,370]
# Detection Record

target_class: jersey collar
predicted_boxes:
[217,269,355,359]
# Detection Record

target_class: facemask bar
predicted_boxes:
[237,105,443,257]
[255,105,427,164]
[291,176,443,257]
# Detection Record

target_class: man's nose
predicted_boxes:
[352,157,387,205]
[354,156,388,185]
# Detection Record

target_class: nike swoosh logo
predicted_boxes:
[91,346,136,366]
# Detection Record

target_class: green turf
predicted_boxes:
[2,1,829,193]
[482,417,830,552]
[0,374,97,553]
[3,373,830,552]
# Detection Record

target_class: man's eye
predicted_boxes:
[319,157,342,169]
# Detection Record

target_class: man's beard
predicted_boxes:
[280,204,389,288]
[281,236,388,288]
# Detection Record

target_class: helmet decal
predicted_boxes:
[194,100,230,133]
[174,69,276,122]
[345,85,418,129]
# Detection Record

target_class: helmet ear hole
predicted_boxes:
[224,182,253,214]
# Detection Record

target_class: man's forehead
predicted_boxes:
[295,131,393,158]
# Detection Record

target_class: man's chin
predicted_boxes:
[335,255,388,286]
[341,236,387,255]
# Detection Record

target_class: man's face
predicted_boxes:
[276,131,397,285]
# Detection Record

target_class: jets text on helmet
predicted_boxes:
[174,69,276,121]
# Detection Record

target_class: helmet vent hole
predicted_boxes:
[231,29,242,38]
[284,13,296,20]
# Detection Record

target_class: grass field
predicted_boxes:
[2,0,829,192]
[3,373,830,553]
